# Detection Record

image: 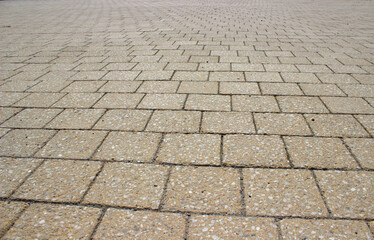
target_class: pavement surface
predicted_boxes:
[0,0,374,238]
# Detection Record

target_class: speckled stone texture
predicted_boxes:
[1,0,374,238]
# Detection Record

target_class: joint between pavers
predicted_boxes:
[311,170,333,217]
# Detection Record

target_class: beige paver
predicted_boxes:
[355,115,374,136]
[185,94,231,111]
[0,201,28,236]
[0,158,42,197]
[305,114,370,137]
[94,132,161,162]
[202,112,255,134]
[93,109,151,131]
[219,82,260,94]
[163,166,241,214]
[344,138,374,169]
[260,82,303,95]
[315,170,374,218]
[255,113,312,135]
[52,93,104,108]
[188,215,279,239]
[281,72,320,83]
[99,81,141,93]
[243,168,328,217]
[178,81,218,94]
[172,71,209,81]
[93,209,186,239]
[284,137,358,169]
[146,110,201,133]
[138,94,186,110]
[321,97,374,114]
[223,135,289,167]
[209,72,244,81]
[13,93,65,107]
[277,96,329,113]
[232,95,280,112]
[13,160,101,202]
[0,129,56,157]
[137,81,179,93]
[3,204,101,239]
[1,108,62,128]
[136,71,173,80]
[83,162,169,208]
[245,72,283,82]
[93,93,144,109]
[157,133,220,165]
[280,219,372,239]
[62,81,105,92]
[35,130,107,159]
[46,109,105,129]
[0,107,22,123]
[300,83,345,96]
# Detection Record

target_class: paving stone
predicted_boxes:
[317,73,358,84]
[0,201,28,236]
[136,71,173,81]
[0,93,29,107]
[188,215,279,239]
[98,81,141,93]
[62,81,105,92]
[94,132,161,162]
[232,95,280,112]
[280,219,372,239]
[93,109,151,131]
[46,109,105,129]
[137,81,179,93]
[281,72,320,83]
[199,63,230,71]
[243,168,328,217]
[71,71,107,80]
[185,94,231,111]
[0,107,22,123]
[13,160,101,202]
[146,110,201,133]
[255,113,312,135]
[0,129,56,157]
[260,82,303,95]
[209,72,244,81]
[219,82,260,94]
[157,134,220,165]
[355,114,374,136]
[202,112,255,134]
[93,209,186,239]
[178,81,218,94]
[299,83,345,96]
[1,108,61,128]
[13,93,65,107]
[231,63,264,71]
[3,204,101,239]
[344,138,374,169]
[102,71,140,80]
[0,80,39,92]
[245,72,283,82]
[163,166,241,214]
[277,96,329,113]
[93,93,144,108]
[0,158,42,197]
[223,134,288,167]
[305,114,370,137]
[321,97,374,114]
[315,170,374,218]
[35,130,107,159]
[138,94,186,110]
[172,71,209,81]
[52,92,103,108]
[352,74,374,84]
[83,162,169,208]
[284,137,358,169]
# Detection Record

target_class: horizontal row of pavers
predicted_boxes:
[1,130,373,169]
[2,93,374,114]
[1,158,373,219]
[2,80,374,98]
[1,202,373,239]
[1,110,372,136]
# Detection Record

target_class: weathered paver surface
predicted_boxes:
[0,0,374,238]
